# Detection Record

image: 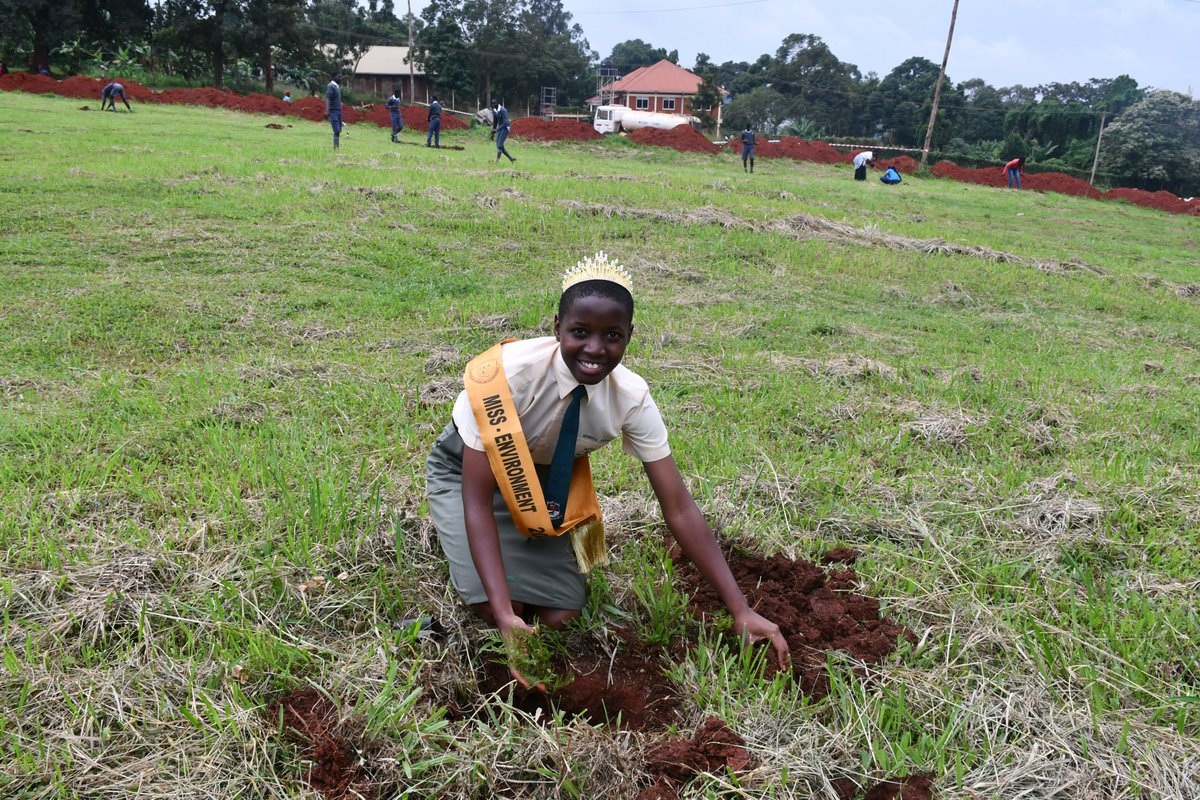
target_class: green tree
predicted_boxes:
[0,0,82,73]
[691,70,721,132]
[1099,90,1200,195]
[724,85,791,134]
[415,10,473,100]
[153,0,242,88]
[768,33,860,134]
[511,0,594,107]
[241,0,312,92]
[957,78,1006,142]
[608,38,676,75]
[870,56,954,147]
[999,130,1028,161]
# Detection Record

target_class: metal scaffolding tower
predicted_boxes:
[540,86,557,119]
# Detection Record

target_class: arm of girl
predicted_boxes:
[642,456,790,669]
[461,444,543,688]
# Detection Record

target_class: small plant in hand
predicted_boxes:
[482,627,572,693]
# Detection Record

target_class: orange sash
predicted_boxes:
[464,341,608,570]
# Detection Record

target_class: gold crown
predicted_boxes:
[561,251,633,294]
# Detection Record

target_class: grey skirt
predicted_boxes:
[425,421,587,609]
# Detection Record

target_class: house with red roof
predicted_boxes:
[606,59,714,118]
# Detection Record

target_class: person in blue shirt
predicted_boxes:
[426,96,442,148]
[492,99,515,163]
[101,82,132,112]
[325,73,343,150]
[740,125,756,173]
[385,86,404,143]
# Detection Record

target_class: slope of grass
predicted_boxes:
[2,91,1199,799]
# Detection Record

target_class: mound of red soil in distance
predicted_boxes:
[876,155,920,174]
[357,102,467,131]
[268,689,382,800]
[476,640,681,730]
[637,717,752,800]
[1103,187,1200,215]
[723,136,844,163]
[675,547,916,697]
[0,72,60,94]
[511,117,602,141]
[628,126,719,154]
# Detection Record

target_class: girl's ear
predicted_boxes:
[553,314,561,341]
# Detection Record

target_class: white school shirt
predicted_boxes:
[853,151,874,168]
[452,337,671,464]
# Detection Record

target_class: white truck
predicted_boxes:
[593,105,700,134]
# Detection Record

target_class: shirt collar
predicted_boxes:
[552,342,595,400]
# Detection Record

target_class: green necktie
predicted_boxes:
[544,385,586,528]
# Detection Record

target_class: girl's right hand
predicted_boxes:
[495,613,547,691]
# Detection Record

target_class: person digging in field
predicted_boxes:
[101,81,131,112]
[492,99,515,163]
[426,252,790,688]
[1003,156,1025,189]
[853,150,875,181]
[426,96,442,148]
[741,125,756,173]
[325,72,343,150]
[386,86,404,143]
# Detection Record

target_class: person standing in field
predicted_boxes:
[425,252,789,688]
[493,99,515,163]
[852,150,875,181]
[426,96,442,148]
[1003,156,1025,189]
[101,81,132,112]
[325,72,343,150]
[740,124,757,173]
[386,86,404,143]
[283,90,292,103]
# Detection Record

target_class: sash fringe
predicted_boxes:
[570,520,609,573]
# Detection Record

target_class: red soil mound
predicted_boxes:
[876,155,920,174]
[636,717,752,800]
[510,117,602,141]
[723,136,844,163]
[1103,187,1200,215]
[478,639,681,730]
[0,72,59,94]
[268,689,382,800]
[356,103,464,131]
[628,125,719,154]
[676,547,915,697]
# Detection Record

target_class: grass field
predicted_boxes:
[2,90,1199,799]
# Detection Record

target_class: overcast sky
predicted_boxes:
[411,0,1199,95]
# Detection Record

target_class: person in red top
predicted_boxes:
[1003,156,1025,189]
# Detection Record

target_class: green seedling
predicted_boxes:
[482,627,571,693]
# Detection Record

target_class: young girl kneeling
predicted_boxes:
[426,253,788,685]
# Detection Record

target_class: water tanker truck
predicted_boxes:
[593,105,700,134]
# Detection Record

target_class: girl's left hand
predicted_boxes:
[732,610,790,670]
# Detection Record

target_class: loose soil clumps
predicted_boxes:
[675,546,916,697]
[628,126,719,154]
[876,155,920,174]
[268,689,383,800]
[477,637,681,730]
[837,773,935,800]
[511,116,602,141]
[637,717,753,800]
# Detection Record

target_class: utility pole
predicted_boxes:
[407,0,415,102]
[920,0,960,170]
[1088,113,1107,188]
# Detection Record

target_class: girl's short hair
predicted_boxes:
[559,279,634,323]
